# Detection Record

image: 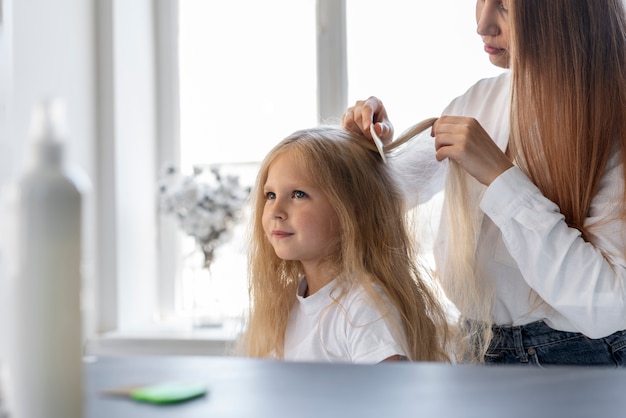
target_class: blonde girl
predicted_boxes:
[238,124,449,363]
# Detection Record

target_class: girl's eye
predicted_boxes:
[293,190,307,199]
[265,191,276,200]
[499,1,508,12]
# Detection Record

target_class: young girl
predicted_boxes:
[237,124,449,363]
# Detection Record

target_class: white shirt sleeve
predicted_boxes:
[343,292,407,363]
[389,130,445,209]
[389,73,511,210]
[480,165,626,338]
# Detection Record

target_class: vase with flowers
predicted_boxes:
[158,164,251,327]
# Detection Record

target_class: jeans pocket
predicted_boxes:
[606,331,626,367]
[484,351,504,364]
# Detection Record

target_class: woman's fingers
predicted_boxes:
[342,96,394,143]
[432,116,513,185]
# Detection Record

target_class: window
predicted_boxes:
[154,0,504,333]
[346,0,504,129]
[157,0,318,330]
[178,0,318,168]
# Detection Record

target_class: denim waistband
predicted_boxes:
[489,320,583,348]
[485,320,626,366]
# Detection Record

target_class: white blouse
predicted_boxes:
[393,71,626,338]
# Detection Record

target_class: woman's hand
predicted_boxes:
[433,116,513,185]
[342,96,394,144]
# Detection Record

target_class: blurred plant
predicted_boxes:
[159,165,250,269]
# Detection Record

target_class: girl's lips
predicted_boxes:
[272,230,293,238]
[484,44,506,55]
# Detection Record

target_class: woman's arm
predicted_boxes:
[481,164,626,338]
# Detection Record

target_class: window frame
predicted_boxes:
[152,0,348,326]
[93,0,502,354]
[94,0,349,342]
[95,0,160,334]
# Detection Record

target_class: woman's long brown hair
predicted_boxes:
[509,0,626,239]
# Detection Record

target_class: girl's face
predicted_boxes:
[262,152,339,270]
[476,0,510,69]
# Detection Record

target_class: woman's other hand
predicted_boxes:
[433,115,513,185]
[342,96,394,145]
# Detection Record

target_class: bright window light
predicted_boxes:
[175,0,505,327]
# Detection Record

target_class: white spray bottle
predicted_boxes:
[5,98,87,418]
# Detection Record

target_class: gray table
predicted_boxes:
[85,355,626,417]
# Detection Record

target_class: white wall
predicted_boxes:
[0,0,98,355]
[0,0,96,184]
[0,0,159,349]
[0,0,12,184]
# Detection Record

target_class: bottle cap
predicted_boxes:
[28,99,68,165]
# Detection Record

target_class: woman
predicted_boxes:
[343,0,626,366]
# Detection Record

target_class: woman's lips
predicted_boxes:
[484,44,506,55]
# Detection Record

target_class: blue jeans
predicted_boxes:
[483,321,626,367]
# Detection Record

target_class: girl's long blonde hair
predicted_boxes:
[238,122,449,362]
[440,0,626,362]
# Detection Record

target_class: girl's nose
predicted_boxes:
[270,197,287,220]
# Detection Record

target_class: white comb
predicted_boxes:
[370,123,387,164]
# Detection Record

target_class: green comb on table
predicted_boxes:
[107,383,208,405]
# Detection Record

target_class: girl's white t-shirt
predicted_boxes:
[283,278,406,363]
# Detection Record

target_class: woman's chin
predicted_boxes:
[489,53,510,69]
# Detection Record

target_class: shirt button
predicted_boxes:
[527,348,536,356]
